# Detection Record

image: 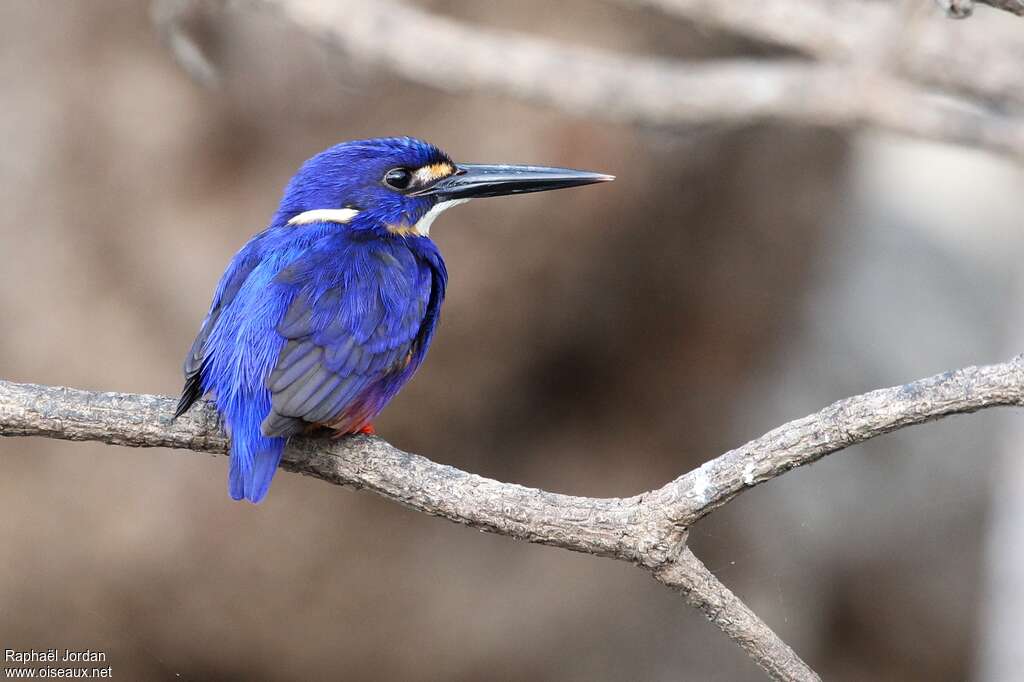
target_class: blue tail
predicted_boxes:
[229,438,286,503]
[225,395,286,503]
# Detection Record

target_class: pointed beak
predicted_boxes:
[412,163,614,200]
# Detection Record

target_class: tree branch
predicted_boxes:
[3,357,1023,679]
[621,0,877,59]
[151,0,221,88]
[656,548,821,682]
[619,0,1024,108]
[0,380,661,562]
[156,0,1024,156]
[138,1,1024,676]
[243,0,1024,158]
[646,356,1024,527]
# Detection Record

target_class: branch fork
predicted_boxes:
[5,357,1023,680]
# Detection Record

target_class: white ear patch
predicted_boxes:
[287,208,360,226]
[413,199,469,236]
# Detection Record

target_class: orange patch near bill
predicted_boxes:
[413,162,455,185]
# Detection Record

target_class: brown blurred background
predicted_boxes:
[2,1,1023,680]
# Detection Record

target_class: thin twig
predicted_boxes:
[151,0,221,88]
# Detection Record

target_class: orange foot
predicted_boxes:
[327,423,376,439]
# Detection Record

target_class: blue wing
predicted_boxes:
[176,229,443,503]
[175,232,272,419]
[261,238,436,437]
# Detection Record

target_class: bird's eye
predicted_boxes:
[383,168,413,190]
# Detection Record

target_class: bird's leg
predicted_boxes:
[357,423,376,435]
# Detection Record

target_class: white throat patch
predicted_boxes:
[287,208,360,226]
[414,199,469,236]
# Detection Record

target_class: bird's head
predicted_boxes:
[272,137,613,237]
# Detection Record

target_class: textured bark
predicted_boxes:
[656,549,821,682]
[4,357,1024,680]
[647,358,1024,526]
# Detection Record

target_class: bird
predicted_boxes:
[174,136,613,503]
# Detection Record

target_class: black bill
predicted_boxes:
[413,163,614,200]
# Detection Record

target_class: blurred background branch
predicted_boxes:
[936,0,1024,18]
[276,0,1024,157]
[153,0,1024,157]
